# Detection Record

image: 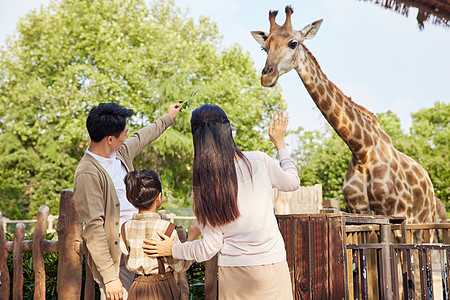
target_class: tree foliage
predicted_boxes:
[0,0,284,218]
[410,102,449,202]
[290,127,351,205]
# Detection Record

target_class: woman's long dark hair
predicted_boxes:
[191,104,251,228]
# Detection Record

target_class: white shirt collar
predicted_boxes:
[86,147,117,163]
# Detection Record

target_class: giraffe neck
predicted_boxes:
[294,45,386,159]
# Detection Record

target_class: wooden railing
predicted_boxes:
[276,213,450,300]
[0,189,218,300]
[3,194,448,300]
[0,190,86,299]
[346,217,450,300]
[1,214,58,235]
[1,213,193,234]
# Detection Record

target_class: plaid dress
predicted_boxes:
[120,212,192,300]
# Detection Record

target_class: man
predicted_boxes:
[74,102,181,300]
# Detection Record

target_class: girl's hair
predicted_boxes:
[190,104,251,228]
[124,170,162,210]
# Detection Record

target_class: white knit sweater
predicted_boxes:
[172,149,300,267]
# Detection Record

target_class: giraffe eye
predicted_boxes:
[288,41,298,49]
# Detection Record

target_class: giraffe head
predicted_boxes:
[251,6,323,87]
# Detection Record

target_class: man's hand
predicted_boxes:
[269,111,287,150]
[105,278,123,300]
[167,104,182,120]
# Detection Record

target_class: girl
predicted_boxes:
[144,105,300,299]
[120,170,200,300]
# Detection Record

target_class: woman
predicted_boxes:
[144,104,300,299]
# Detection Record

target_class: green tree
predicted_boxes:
[290,126,351,204]
[410,102,449,203]
[0,0,285,218]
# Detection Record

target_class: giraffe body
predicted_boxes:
[252,6,437,225]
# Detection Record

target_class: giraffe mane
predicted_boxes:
[302,45,378,124]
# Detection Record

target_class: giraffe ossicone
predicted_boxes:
[252,6,437,227]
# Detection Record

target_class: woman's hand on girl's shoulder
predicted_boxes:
[142,232,174,257]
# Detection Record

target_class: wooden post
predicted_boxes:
[12,223,25,300]
[380,224,393,300]
[84,261,96,300]
[293,215,311,300]
[0,212,11,298]
[205,255,218,300]
[175,225,189,300]
[33,205,49,299]
[310,215,329,298]
[57,189,83,300]
[327,215,347,299]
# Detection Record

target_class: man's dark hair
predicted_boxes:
[86,103,133,142]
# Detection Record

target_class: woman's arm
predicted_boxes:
[267,111,300,191]
[143,223,223,263]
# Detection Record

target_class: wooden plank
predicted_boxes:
[12,223,25,300]
[278,214,294,293]
[419,249,428,299]
[405,248,415,299]
[175,225,189,300]
[33,205,49,300]
[5,239,57,253]
[57,189,83,300]
[391,248,400,300]
[352,249,360,299]
[293,215,311,300]
[346,231,354,300]
[444,228,450,292]
[401,224,450,230]
[205,255,218,300]
[0,213,10,299]
[425,249,433,299]
[327,215,346,299]
[360,249,368,300]
[84,260,95,300]
[310,215,328,298]
[440,249,449,300]
[368,229,379,299]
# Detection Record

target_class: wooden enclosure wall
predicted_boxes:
[277,214,347,299]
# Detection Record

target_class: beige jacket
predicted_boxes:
[73,114,173,285]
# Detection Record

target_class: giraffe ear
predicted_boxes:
[251,31,269,46]
[299,19,323,40]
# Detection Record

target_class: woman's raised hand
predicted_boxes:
[269,111,287,150]
[187,219,201,241]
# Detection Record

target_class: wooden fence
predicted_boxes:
[1,191,449,299]
[0,189,219,300]
[277,213,450,300]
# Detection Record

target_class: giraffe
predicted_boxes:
[251,6,437,227]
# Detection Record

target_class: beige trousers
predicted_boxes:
[218,260,293,300]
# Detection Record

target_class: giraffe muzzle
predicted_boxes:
[261,63,279,87]
[261,73,279,87]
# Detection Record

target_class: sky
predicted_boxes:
[1,0,449,133]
